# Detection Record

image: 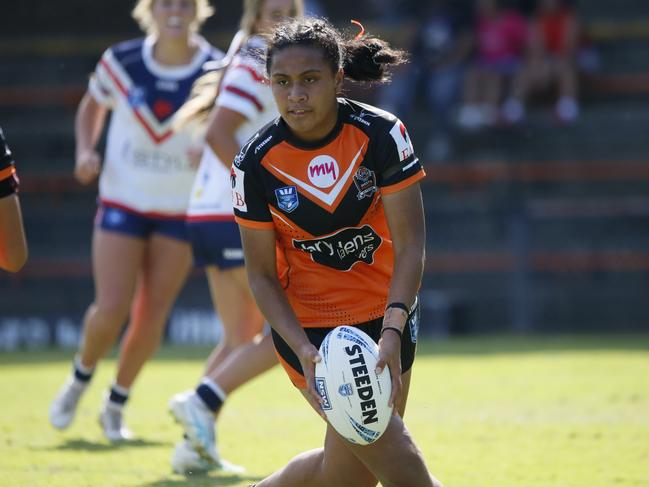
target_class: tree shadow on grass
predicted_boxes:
[43,437,167,452]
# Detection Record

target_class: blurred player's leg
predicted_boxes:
[201,266,264,372]
[49,229,144,430]
[100,233,191,441]
[170,265,272,471]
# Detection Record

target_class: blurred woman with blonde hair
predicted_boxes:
[49,0,222,442]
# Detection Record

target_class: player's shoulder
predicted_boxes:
[107,37,145,58]
[340,98,402,137]
[227,36,267,80]
[233,117,283,169]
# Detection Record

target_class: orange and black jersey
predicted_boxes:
[0,127,18,198]
[233,98,425,328]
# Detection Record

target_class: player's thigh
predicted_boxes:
[321,423,378,487]
[296,389,377,487]
[137,233,192,309]
[92,227,145,312]
[315,369,417,486]
[206,265,263,335]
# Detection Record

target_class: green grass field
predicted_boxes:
[1,335,648,487]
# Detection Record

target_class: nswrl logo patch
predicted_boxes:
[315,377,332,410]
[274,185,299,213]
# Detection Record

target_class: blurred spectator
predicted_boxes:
[457,0,527,130]
[503,0,581,124]
[378,0,473,161]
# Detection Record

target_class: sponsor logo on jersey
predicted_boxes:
[274,185,299,213]
[353,166,377,200]
[293,225,382,271]
[155,79,179,92]
[307,155,339,188]
[349,109,381,127]
[254,135,273,154]
[231,166,247,211]
[315,377,333,410]
[127,86,146,108]
[389,120,414,162]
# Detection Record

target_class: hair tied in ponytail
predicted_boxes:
[351,20,365,40]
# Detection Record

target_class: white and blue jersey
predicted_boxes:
[89,35,223,217]
[186,36,277,268]
[187,36,278,221]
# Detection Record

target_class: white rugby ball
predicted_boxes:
[314,326,393,445]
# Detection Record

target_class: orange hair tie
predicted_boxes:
[351,19,365,40]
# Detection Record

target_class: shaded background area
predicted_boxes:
[1,0,648,348]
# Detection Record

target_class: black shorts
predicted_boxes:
[272,300,420,388]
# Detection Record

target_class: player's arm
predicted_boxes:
[239,225,325,417]
[74,92,108,185]
[0,129,27,273]
[0,194,27,273]
[376,182,426,410]
[204,107,247,168]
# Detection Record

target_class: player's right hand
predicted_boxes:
[297,342,326,420]
[74,150,101,185]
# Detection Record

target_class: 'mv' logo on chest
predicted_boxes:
[308,155,339,188]
[293,225,382,271]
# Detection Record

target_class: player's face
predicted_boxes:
[152,0,197,38]
[256,0,295,34]
[269,46,343,143]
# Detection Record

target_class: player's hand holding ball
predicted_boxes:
[377,304,407,411]
[297,341,326,420]
[74,149,102,185]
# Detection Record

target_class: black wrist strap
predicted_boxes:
[381,326,403,340]
[386,302,409,314]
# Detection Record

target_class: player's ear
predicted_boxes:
[335,68,344,92]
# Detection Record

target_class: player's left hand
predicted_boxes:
[376,330,402,410]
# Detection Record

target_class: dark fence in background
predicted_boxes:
[1,0,649,347]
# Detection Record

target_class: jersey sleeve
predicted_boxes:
[375,118,425,194]
[216,62,269,121]
[0,128,19,198]
[232,138,274,230]
[88,48,117,108]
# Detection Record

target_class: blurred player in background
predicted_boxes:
[0,127,28,273]
[167,0,303,474]
[49,0,222,442]
[234,17,442,487]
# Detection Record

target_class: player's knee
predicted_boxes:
[90,301,130,327]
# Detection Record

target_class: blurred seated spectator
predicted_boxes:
[378,0,473,161]
[457,0,527,130]
[503,0,581,124]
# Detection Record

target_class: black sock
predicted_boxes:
[73,357,94,384]
[108,383,130,406]
[196,379,225,414]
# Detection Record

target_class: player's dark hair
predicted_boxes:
[266,17,408,83]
